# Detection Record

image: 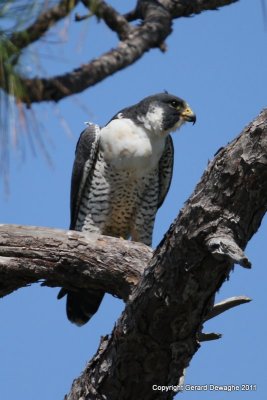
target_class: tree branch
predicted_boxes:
[81,0,133,40]
[198,332,222,341]
[1,109,265,399]
[205,296,252,321]
[0,225,152,301]
[17,0,172,103]
[125,0,239,21]
[0,225,250,324]
[65,109,267,399]
[199,296,251,342]
[2,0,239,103]
[156,0,239,19]
[9,0,79,49]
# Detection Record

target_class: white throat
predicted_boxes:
[137,105,164,135]
[99,118,166,175]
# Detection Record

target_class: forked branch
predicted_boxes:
[1,0,239,103]
[65,109,267,400]
[0,109,266,400]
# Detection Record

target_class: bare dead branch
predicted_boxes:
[199,296,251,342]
[65,109,267,400]
[205,296,252,321]
[0,225,152,300]
[198,332,222,341]
[206,236,251,268]
[75,12,91,22]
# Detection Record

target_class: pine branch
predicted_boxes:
[9,0,79,49]
[2,0,239,103]
[81,0,133,40]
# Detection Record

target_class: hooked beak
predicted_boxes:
[181,105,196,125]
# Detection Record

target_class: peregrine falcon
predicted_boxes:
[58,93,196,326]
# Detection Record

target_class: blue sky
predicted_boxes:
[0,0,266,399]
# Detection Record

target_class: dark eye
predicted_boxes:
[170,100,179,108]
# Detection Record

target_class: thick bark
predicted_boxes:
[64,109,267,400]
[0,223,250,341]
[0,225,152,300]
[0,110,266,398]
[2,0,239,103]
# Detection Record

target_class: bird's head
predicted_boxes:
[120,93,196,136]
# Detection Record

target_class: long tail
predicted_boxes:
[58,288,104,326]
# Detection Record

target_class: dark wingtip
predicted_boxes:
[57,288,67,299]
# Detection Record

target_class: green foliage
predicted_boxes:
[0,36,25,100]
[0,0,45,99]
